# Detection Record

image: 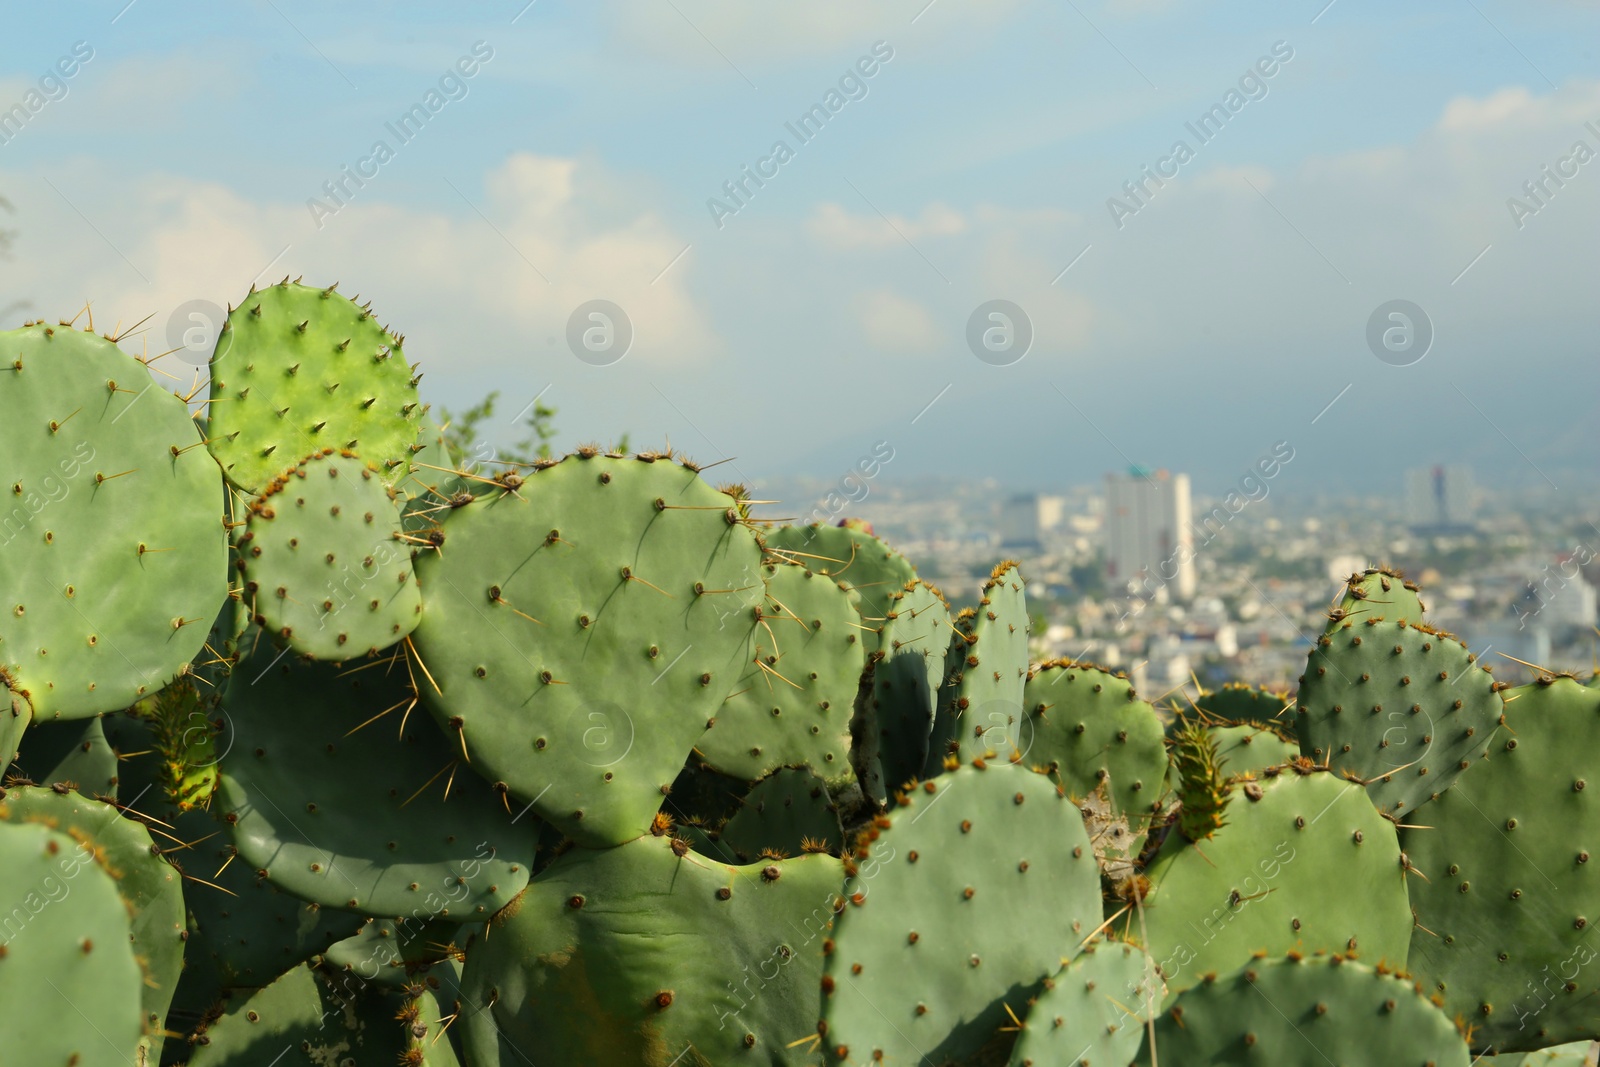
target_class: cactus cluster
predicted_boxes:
[2,281,1596,1065]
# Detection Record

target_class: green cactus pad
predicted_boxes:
[820,762,1102,1065]
[38,713,119,797]
[0,817,145,1066]
[1139,768,1413,1001]
[1172,681,1296,738]
[216,638,537,918]
[205,281,422,494]
[1,683,27,768]
[1505,1042,1596,1065]
[0,786,187,1062]
[322,918,408,986]
[171,807,366,991]
[185,961,413,1066]
[1135,954,1470,1066]
[1404,677,1600,1054]
[459,834,843,1066]
[694,562,864,786]
[1297,619,1503,815]
[411,454,765,848]
[860,579,951,802]
[923,562,1031,776]
[763,522,917,655]
[1208,722,1300,778]
[237,449,422,660]
[1008,940,1162,1067]
[0,323,228,720]
[1021,659,1168,836]
[1327,566,1427,629]
[719,766,843,861]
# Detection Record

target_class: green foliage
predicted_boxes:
[438,387,560,467]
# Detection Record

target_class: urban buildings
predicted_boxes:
[1104,467,1195,601]
[1406,465,1477,533]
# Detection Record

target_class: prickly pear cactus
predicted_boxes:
[860,578,951,802]
[410,453,766,848]
[459,835,843,1065]
[184,960,419,1066]
[1,681,28,767]
[1297,618,1503,815]
[819,761,1102,1065]
[1007,940,1161,1067]
[0,817,146,1065]
[0,323,228,720]
[719,766,843,861]
[215,636,539,919]
[1327,565,1427,629]
[37,713,118,797]
[1135,954,1471,1066]
[0,786,187,1062]
[762,522,917,656]
[1171,681,1296,738]
[237,449,423,659]
[1205,722,1299,778]
[1169,720,1233,843]
[1138,767,1413,1001]
[923,562,1030,776]
[205,280,423,494]
[1404,677,1600,1054]
[693,562,864,787]
[1021,659,1168,839]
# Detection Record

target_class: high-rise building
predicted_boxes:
[1105,467,1194,600]
[999,493,1066,550]
[1406,465,1476,532]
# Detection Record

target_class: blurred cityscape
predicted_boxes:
[753,462,1599,703]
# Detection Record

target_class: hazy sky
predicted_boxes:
[0,1,1594,501]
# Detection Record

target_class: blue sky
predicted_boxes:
[1,0,1595,500]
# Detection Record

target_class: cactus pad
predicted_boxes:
[719,766,843,861]
[1139,768,1413,1001]
[0,817,145,1066]
[459,834,843,1065]
[694,562,864,786]
[1008,940,1161,1067]
[1404,677,1600,1053]
[762,523,917,655]
[1171,681,1296,738]
[185,960,417,1066]
[205,281,422,493]
[216,639,537,918]
[1327,566,1427,629]
[411,454,765,847]
[1297,619,1503,815]
[0,786,187,1062]
[238,449,422,659]
[862,579,951,802]
[1135,954,1470,1066]
[923,562,1030,776]
[1022,659,1168,836]
[820,762,1102,1065]
[0,323,228,719]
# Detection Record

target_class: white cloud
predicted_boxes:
[807,200,967,249]
[0,152,717,382]
[857,289,941,351]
